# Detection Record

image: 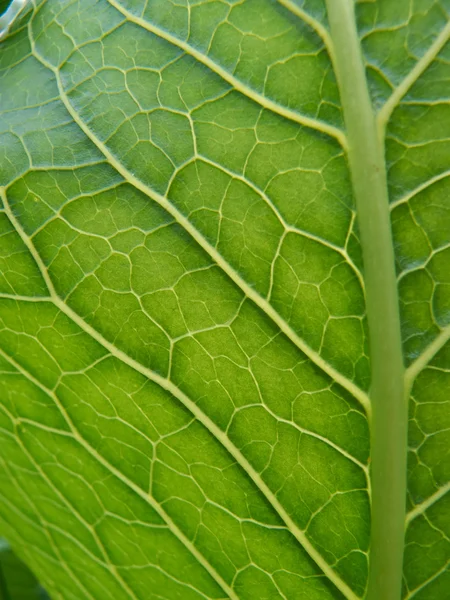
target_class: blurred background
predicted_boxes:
[0,539,49,600]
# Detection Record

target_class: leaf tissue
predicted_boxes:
[0,1,449,599]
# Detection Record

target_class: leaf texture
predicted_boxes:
[0,1,448,599]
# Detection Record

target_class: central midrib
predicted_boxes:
[325,2,408,600]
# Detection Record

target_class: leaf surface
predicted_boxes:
[0,1,448,599]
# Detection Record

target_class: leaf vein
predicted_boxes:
[378,19,450,131]
[405,482,450,527]
[21,47,370,415]
[0,348,237,600]
[105,0,348,149]
[0,187,361,600]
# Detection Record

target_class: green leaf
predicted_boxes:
[0,1,448,599]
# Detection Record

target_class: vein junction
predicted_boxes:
[0,0,448,599]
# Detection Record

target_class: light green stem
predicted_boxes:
[325,2,407,599]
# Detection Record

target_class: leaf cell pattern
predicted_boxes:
[0,1,448,599]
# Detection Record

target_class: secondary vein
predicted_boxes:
[378,19,450,131]
[24,28,370,416]
[0,182,361,600]
[406,324,450,392]
[405,482,450,527]
[106,0,349,151]
[1,348,238,600]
